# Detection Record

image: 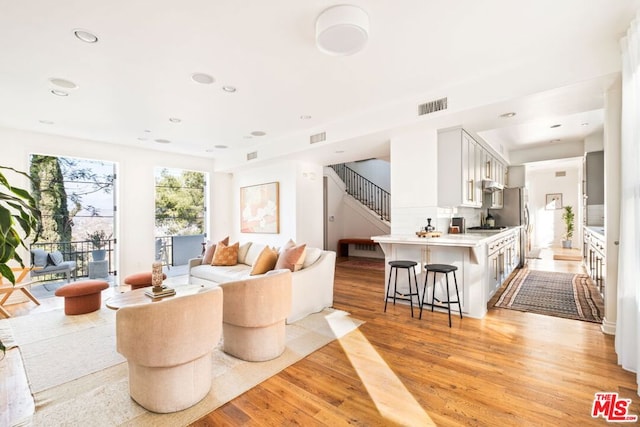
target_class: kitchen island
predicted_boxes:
[372,227,521,319]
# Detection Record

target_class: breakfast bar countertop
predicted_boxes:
[372,226,520,248]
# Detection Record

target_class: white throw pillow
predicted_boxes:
[244,243,266,266]
[302,247,323,269]
[237,242,252,264]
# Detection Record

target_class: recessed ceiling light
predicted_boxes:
[250,131,266,137]
[154,139,171,144]
[49,78,77,89]
[222,85,236,93]
[243,136,252,139]
[137,137,148,141]
[214,145,228,149]
[169,117,181,123]
[39,120,54,125]
[73,29,98,43]
[51,89,69,97]
[191,73,214,84]
[581,122,589,126]
[550,124,562,128]
[499,112,516,118]
[550,139,561,143]
[144,129,151,133]
[335,150,345,153]
[300,115,312,120]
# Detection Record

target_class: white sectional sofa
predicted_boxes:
[188,242,336,323]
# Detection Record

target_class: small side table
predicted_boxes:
[89,260,109,279]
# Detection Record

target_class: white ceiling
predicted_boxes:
[0,1,638,171]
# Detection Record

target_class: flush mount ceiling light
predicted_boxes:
[191,73,214,84]
[316,5,369,56]
[49,78,77,89]
[73,29,98,43]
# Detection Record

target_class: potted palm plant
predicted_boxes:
[0,165,41,356]
[86,230,111,261]
[561,205,575,249]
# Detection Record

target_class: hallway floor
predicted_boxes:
[527,246,585,274]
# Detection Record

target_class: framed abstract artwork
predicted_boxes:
[545,193,563,210]
[240,182,279,233]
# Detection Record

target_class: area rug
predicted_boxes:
[338,258,385,271]
[3,307,362,426]
[493,269,604,323]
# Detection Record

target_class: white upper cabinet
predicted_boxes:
[438,128,507,208]
[438,129,482,208]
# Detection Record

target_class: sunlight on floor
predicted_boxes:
[326,315,435,426]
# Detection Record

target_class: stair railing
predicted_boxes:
[329,164,390,221]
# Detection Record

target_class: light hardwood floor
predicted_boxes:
[2,249,636,426]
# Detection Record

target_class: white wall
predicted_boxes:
[345,159,391,192]
[585,130,605,152]
[324,168,346,252]
[0,127,216,279]
[232,160,323,249]
[390,129,439,234]
[528,163,582,248]
[323,167,390,256]
[510,141,585,165]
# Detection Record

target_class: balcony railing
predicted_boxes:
[30,239,116,281]
[29,233,206,281]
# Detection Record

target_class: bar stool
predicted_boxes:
[384,260,420,317]
[419,263,462,327]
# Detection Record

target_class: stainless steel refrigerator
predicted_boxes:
[489,187,530,266]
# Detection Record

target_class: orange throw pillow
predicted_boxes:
[211,241,239,266]
[202,236,229,265]
[250,246,278,275]
[275,243,307,272]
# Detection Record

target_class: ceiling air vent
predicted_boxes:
[246,151,258,161]
[310,132,326,144]
[418,97,448,116]
[555,171,566,177]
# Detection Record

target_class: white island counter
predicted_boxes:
[372,227,521,319]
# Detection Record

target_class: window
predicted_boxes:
[154,168,207,266]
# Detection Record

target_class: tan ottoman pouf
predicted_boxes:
[124,272,167,290]
[55,280,109,315]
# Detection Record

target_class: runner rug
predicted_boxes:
[493,269,604,323]
[1,307,363,426]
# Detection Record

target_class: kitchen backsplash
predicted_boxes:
[587,204,604,226]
